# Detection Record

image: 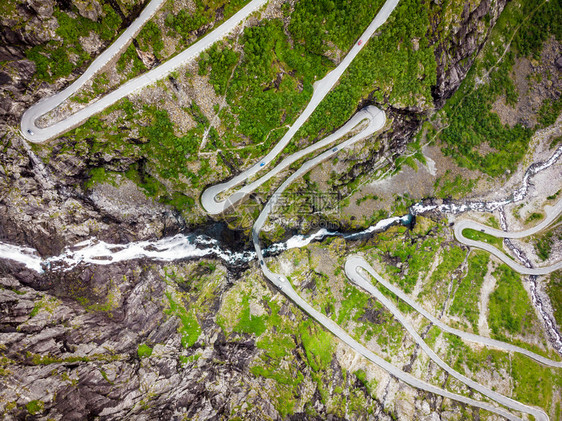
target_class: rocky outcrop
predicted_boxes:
[0,132,184,257]
[431,0,508,107]
[74,0,103,21]
[0,262,396,420]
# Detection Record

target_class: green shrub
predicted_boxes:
[137,344,153,358]
[26,400,44,415]
[449,252,489,331]
[488,265,536,336]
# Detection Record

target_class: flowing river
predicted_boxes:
[1,145,560,275]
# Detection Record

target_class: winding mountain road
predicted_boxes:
[20,0,268,142]
[454,199,562,275]
[249,109,544,421]
[201,106,386,213]
[345,256,550,421]
[345,256,562,368]
[200,0,400,214]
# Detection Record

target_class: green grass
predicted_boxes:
[213,18,332,154]
[164,292,201,348]
[116,43,147,77]
[449,252,489,332]
[62,99,199,214]
[26,5,121,82]
[422,245,466,299]
[299,320,335,372]
[525,212,544,224]
[488,265,537,337]
[535,231,554,261]
[434,170,478,199]
[288,0,384,54]
[337,285,371,324]
[511,353,562,410]
[28,352,121,365]
[137,344,153,358]
[354,369,377,396]
[538,97,562,128]
[165,0,250,46]
[198,44,240,95]
[378,232,440,294]
[462,228,504,250]
[137,21,164,59]
[298,0,437,141]
[84,167,117,189]
[234,304,268,337]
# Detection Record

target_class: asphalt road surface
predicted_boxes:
[250,111,539,421]
[454,199,562,275]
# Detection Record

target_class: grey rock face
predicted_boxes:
[432,0,508,106]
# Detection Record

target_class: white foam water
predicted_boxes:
[0,215,410,273]
[0,242,43,272]
[411,146,562,216]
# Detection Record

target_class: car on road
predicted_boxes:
[332,147,338,152]
[27,129,34,135]
[260,162,265,167]
[358,40,363,46]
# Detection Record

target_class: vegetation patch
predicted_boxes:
[299,320,335,372]
[449,252,489,332]
[434,170,478,199]
[137,344,153,358]
[27,6,121,82]
[299,0,437,141]
[535,231,554,261]
[164,292,201,348]
[511,353,562,410]
[462,228,504,251]
[436,0,562,176]
[487,265,538,338]
[26,400,44,416]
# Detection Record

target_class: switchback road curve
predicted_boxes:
[21,0,268,142]
[345,256,550,421]
[250,114,540,421]
[200,0,400,214]
[201,106,386,214]
[345,255,562,368]
[454,199,562,275]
